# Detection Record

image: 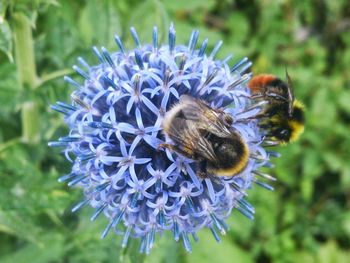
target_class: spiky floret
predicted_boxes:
[50,24,277,253]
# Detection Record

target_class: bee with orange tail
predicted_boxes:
[247,71,305,144]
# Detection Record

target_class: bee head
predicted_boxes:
[273,127,292,144]
[287,100,305,142]
[266,99,305,144]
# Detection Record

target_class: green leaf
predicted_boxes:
[0,232,66,263]
[127,0,169,45]
[300,176,314,201]
[163,0,215,11]
[122,238,145,263]
[144,232,181,263]
[188,229,253,263]
[337,90,350,113]
[322,152,343,173]
[0,209,42,245]
[340,165,350,188]
[292,250,316,263]
[302,149,323,180]
[317,240,350,263]
[64,211,124,263]
[0,63,19,116]
[0,1,9,17]
[0,20,13,62]
[78,0,121,49]
[226,13,249,44]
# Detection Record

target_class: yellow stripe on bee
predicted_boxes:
[290,99,305,142]
[293,99,305,110]
[289,120,305,142]
[214,143,250,176]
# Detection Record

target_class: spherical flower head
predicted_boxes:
[50,24,277,253]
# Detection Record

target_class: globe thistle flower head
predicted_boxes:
[50,24,277,253]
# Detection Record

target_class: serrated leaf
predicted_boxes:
[0,20,13,62]
[0,63,19,115]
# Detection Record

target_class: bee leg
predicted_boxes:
[157,143,177,152]
[249,94,265,99]
[158,143,194,159]
[265,91,288,102]
[196,161,208,179]
[242,112,268,121]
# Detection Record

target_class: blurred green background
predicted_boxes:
[1,0,350,262]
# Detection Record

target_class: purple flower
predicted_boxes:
[50,24,277,253]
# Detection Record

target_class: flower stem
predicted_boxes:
[12,12,40,143]
[36,68,73,89]
[21,101,40,143]
[12,12,38,89]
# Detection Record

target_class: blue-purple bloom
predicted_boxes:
[50,24,277,253]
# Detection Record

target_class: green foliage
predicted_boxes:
[0,20,13,62]
[0,0,349,262]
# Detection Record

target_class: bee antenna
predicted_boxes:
[285,67,292,87]
[284,66,294,115]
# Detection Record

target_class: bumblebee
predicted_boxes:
[160,95,249,178]
[247,71,305,144]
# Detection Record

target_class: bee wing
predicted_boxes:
[194,131,218,162]
[179,95,232,138]
[166,117,217,162]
